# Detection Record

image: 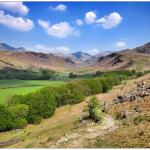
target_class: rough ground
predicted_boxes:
[0,74,149,148]
[52,115,118,148]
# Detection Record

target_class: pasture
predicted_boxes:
[0,80,66,104]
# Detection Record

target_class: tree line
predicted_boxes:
[0,68,58,80]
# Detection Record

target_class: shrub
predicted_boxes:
[28,115,42,125]
[86,96,103,122]
[54,85,72,106]
[83,79,102,95]
[67,82,86,104]
[100,77,114,92]
[10,88,56,124]
[0,105,13,132]
[8,104,29,120]
[12,119,28,129]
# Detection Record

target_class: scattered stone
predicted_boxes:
[113,80,150,104]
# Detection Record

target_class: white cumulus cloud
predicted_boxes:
[50,4,67,12]
[75,19,83,26]
[35,44,70,55]
[0,2,29,15]
[38,20,79,38]
[115,41,126,48]
[38,19,50,29]
[0,10,34,31]
[96,12,122,29]
[85,11,97,24]
[86,48,99,55]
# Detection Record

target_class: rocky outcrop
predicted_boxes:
[113,80,150,104]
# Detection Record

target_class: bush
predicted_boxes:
[10,88,56,124]
[83,79,102,95]
[54,85,72,106]
[86,96,103,122]
[12,119,28,129]
[8,104,29,120]
[28,115,42,125]
[67,82,86,104]
[0,105,13,132]
[8,104,29,129]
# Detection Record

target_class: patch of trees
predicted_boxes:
[0,68,58,80]
[0,70,144,132]
[69,72,78,78]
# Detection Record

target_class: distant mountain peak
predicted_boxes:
[0,43,27,52]
[72,51,91,58]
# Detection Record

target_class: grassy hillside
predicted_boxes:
[0,74,149,148]
[0,80,66,104]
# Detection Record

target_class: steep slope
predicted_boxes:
[0,51,76,71]
[80,42,150,72]
[132,42,150,54]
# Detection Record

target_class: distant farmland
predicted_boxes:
[0,80,66,104]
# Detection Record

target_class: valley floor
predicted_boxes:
[0,74,149,148]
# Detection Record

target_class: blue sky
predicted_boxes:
[0,2,150,55]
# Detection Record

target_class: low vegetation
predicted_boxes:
[83,96,103,122]
[0,70,146,132]
[93,96,150,148]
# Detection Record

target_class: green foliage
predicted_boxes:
[86,96,103,122]
[0,80,66,104]
[1,70,143,132]
[8,104,29,119]
[28,115,42,125]
[8,104,29,129]
[67,82,86,104]
[69,72,78,78]
[10,88,56,124]
[54,85,71,106]
[12,119,28,129]
[0,67,58,80]
[0,105,13,132]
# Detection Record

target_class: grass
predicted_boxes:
[0,80,66,104]
[93,96,150,148]
[0,104,82,148]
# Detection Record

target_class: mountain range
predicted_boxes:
[0,42,149,72]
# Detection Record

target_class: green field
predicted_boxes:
[0,80,66,104]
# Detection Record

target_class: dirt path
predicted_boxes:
[53,114,118,148]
